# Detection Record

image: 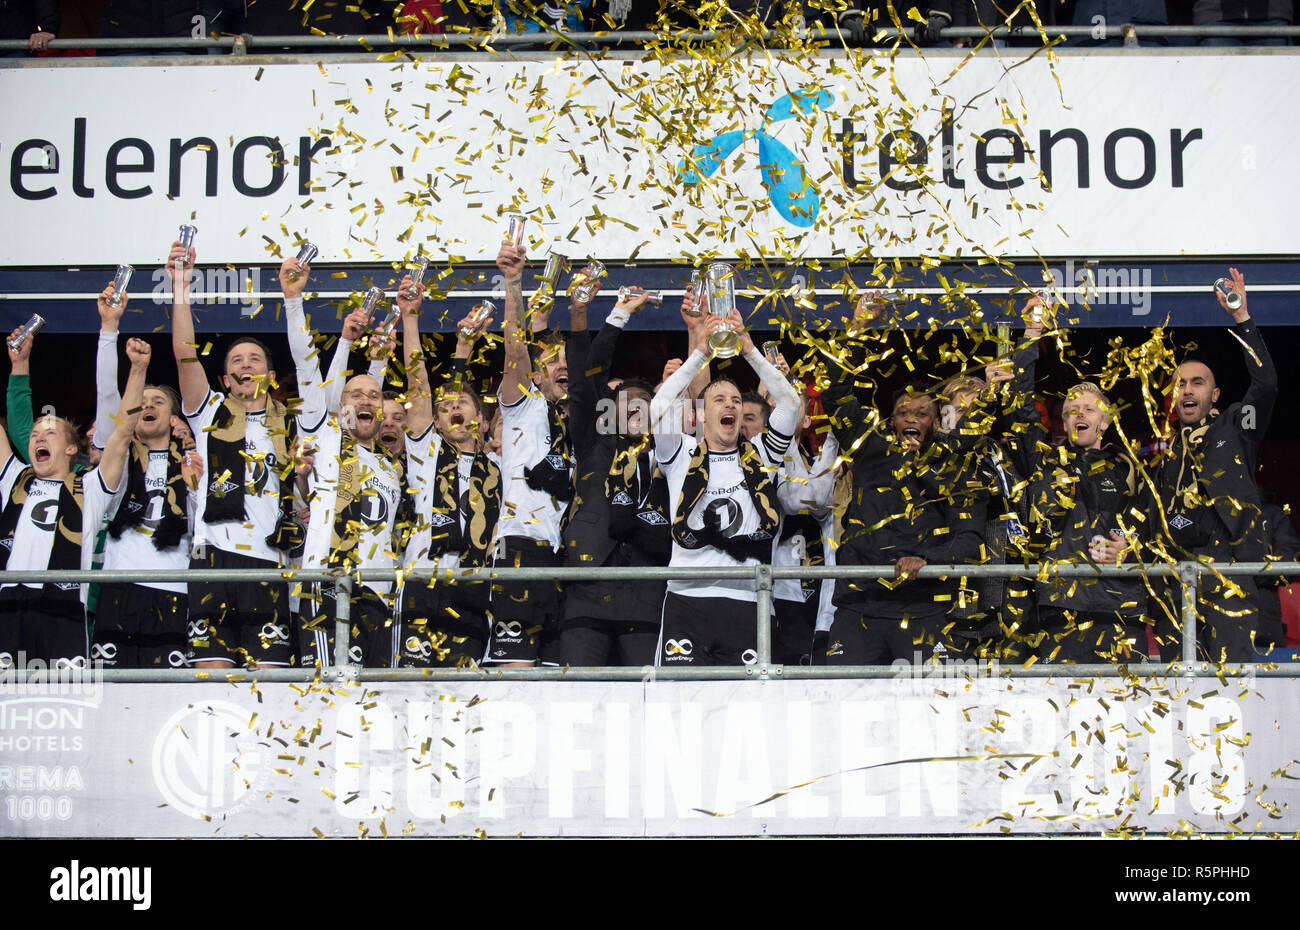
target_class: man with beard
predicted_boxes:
[284,260,407,668]
[394,273,502,668]
[172,238,301,669]
[0,319,146,669]
[88,274,203,670]
[1152,268,1276,662]
[650,312,801,667]
[490,239,576,666]
[822,379,988,666]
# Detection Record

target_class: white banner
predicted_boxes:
[1,674,1296,837]
[0,52,1296,268]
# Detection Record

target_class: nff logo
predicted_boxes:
[152,700,263,820]
[677,89,834,228]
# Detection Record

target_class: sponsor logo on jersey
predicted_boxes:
[30,498,59,531]
[404,636,432,661]
[663,638,693,661]
[494,620,523,640]
[357,492,390,527]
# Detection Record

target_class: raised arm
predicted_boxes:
[0,324,37,463]
[91,283,124,450]
[681,285,711,405]
[819,369,889,464]
[324,307,364,413]
[100,338,150,492]
[738,317,800,447]
[168,239,210,414]
[651,336,712,465]
[498,240,531,407]
[573,288,650,459]
[4,320,35,463]
[278,254,329,430]
[1219,268,1277,445]
[396,273,433,437]
[566,328,597,462]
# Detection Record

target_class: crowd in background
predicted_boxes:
[1,1,1292,54]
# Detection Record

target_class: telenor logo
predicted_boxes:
[677,89,834,227]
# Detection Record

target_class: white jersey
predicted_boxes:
[404,427,501,572]
[659,433,785,603]
[774,435,839,607]
[93,449,193,594]
[0,456,119,603]
[497,389,567,553]
[300,416,404,598]
[185,390,284,565]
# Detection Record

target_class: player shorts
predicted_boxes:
[92,583,190,669]
[188,548,293,667]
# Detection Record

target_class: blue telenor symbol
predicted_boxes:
[676,89,834,228]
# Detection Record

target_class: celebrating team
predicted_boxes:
[0,234,1282,670]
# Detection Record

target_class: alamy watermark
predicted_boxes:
[0,651,104,700]
[1040,259,1153,316]
[150,266,263,316]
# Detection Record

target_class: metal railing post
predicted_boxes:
[1179,560,1200,667]
[754,564,773,678]
[334,576,352,669]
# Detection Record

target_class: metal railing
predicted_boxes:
[0,25,1296,57]
[2,559,1297,683]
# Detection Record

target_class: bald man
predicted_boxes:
[1153,268,1276,663]
[283,258,407,668]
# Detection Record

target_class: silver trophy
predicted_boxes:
[706,262,741,358]
[507,214,527,247]
[1213,277,1243,311]
[618,285,663,307]
[459,300,495,339]
[572,260,606,304]
[762,341,781,365]
[361,286,384,327]
[175,224,197,280]
[538,251,568,295]
[107,264,134,309]
[287,241,317,283]
[995,322,1012,357]
[683,269,704,317]
[401,255,431,300]
[7,314,45,354]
